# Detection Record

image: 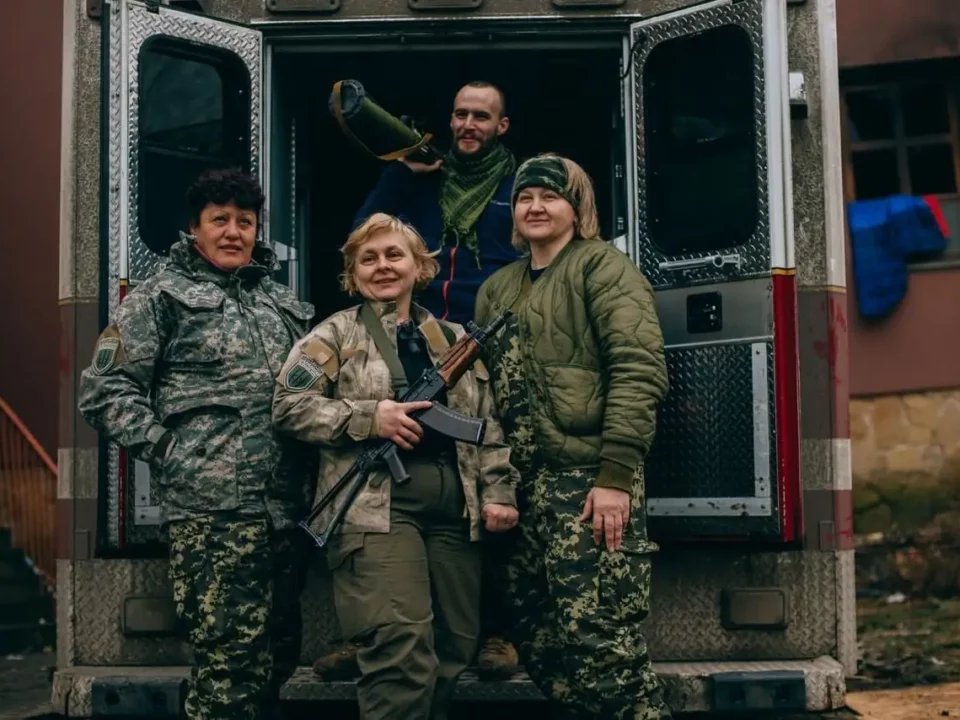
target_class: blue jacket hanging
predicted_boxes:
[847,194,948,319]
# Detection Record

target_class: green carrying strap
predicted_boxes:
[360,302,408,398]
[438,323,457,347]
[359,303,458,397]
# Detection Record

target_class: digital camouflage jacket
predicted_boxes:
[78,236,316,528]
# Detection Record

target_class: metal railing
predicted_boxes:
[0,397,57,588]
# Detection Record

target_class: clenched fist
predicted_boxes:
[482,503,519,533]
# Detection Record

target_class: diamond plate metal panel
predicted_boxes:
[836,549,857,676]
[631,0,771,289]
[646,341,781,538]
[648,343,776,498]
[647,549,840,661]
[55,657,845,712]
[70,550,844,682]
[104,1,263,549]
[125,3,262,282]
[71,558,341,666]
[74,560,189,665]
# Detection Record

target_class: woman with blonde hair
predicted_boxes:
[273,212,519,720]
[475,154,672,718]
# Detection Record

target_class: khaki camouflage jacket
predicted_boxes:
[78,237,316,528]
[272,301,518,544]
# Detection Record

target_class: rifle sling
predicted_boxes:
[360,302,409,397]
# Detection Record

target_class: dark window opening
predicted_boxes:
[908,144,957,195]
[137,36,251,256]
[902,83,950,137]
[846,88,896,142]
[841,66,960,260]
[851,149,899,200]
[642,23,758,256]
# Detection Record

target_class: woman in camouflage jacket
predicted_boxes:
[475,154,672,719]
[272,212,519,720]
[78,169,317,720]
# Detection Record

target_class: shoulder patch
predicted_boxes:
[301,337,340,378]
[283,355,324,393]
[419,317,453,357]
[91,326,126,375]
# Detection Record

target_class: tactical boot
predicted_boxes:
[475,635,520,680]
[312,641,361,680]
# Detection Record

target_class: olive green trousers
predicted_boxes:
[331,457,481,720]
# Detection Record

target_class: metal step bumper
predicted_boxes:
[52,656,845,716]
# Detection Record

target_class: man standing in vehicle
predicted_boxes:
[314,81,522,678]
[352,80,520,326]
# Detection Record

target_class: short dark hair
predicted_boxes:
[461,80,507,117]
[185,167,265,228]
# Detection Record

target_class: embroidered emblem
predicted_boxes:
[283,355,323,392]
[92,337,122,375]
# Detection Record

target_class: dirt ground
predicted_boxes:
[853,596,960,690]
[846,683,960,719]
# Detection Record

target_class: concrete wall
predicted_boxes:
[0,0,64,459]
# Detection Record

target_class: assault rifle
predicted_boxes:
[299,309,512,549]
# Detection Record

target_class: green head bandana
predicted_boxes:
[511,156,577,213]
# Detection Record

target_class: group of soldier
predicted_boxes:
[79,81,671,720]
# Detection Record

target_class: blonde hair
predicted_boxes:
[340,213,440,295]
[511,153,602,251]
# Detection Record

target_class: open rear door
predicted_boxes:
[102,0,263,550]
[626,0,800,542]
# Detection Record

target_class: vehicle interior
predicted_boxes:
[271,46,624,317]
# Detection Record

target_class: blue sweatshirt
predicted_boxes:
[353,162,521,325]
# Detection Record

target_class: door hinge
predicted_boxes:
[145,0,161,12]
[789,71,808,120]
[86,0,103,19]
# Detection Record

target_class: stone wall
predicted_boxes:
[851,388,960,533]
[851,389,960,479]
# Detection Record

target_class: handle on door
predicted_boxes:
[658,253,742,273]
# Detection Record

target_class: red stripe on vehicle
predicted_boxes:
[773,272,802,544]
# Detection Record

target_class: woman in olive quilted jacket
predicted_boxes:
[475,154,671,719]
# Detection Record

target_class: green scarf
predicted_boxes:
[439,141,517,264]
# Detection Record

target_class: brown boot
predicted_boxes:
[476,636,520,680]
[312,641,361,680]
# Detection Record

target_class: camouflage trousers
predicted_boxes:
[168,517,310,720]
[503,466,669,719]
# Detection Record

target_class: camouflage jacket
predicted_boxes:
[78,237,316,528]
[272,301,518,545]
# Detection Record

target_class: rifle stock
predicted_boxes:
[300,309,512,548]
